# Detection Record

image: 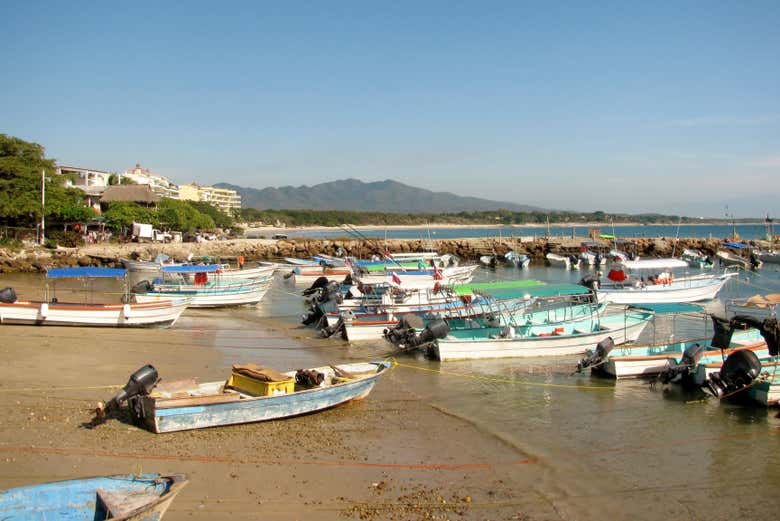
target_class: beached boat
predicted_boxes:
[583,259,737,304]
[97,361,392,433]
[211,262,276,281]
[132,265,272,308]
[724,293,779,321]
[0,473,187,520]
[0,267,188,327]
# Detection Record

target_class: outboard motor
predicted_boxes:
[320,313,347,338]
[704,349,762,399]
[301,304,324,325]
[95,364,160,420]
[302,276,329,297]
[657,343,705,385]
[0,287,17,303]
[579,275,599,291]
[384,318,450,351]
[576,337,615,373]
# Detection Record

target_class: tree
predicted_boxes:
[0,134,95,227]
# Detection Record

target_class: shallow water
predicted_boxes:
[2,262,780,519]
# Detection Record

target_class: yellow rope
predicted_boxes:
[392,361,615,390]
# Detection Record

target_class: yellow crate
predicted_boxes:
[226,372,295,397]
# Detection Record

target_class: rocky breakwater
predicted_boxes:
[1,236,770,273]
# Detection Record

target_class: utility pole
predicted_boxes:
[40,169,45,245]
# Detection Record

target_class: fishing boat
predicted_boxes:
[353,264,479,288]
[96,361,392,433]
[132,265,272,308]
[716,242,762,270]
[680,249,713,269]
[121,254,182,273]
[0,268,188,327]
[211,262,276,281]
[582,258,737,304]
[758,250,780,265]
[0,473,187,520]
[695,315,780,406]
[338,284,605,342]
[546,252,579,269]
[426,306,653,361]
[504,251,530,268]
[580,325,765,379]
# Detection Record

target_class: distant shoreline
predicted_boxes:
[246,221,767,235]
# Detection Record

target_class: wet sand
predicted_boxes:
[0,303,558,520]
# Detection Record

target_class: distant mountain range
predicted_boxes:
[215,179,543,213]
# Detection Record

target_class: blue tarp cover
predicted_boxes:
[629,303,704,314]
[161,264,221,273]
[723,241,750,249]
[46,267,127,279]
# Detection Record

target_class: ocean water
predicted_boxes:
[264,222,777,241]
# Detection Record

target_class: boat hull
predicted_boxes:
[594,273,735,304]
[433,310,652,361]
[134,362,391,433]
[0,299,188,328]
[0,473,187,521]
[134,281,270,308]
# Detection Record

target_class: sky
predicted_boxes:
[1,1,779,218]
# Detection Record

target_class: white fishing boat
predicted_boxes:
[121,254,182,272]
[428,306,654,361]
[758,250,780,265]
[504,251,530,268]
[546,253,579,269]
[213,262,277,281]
[724,293,780,321]
[132,265,272,308]
[0,267,188,327]
[353,264,478,288]
[585,258,737,304]
[680,248,713,269]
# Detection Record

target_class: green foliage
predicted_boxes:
[0,134,96,227]
[102,199,216,233]
[186,200,234,229]
[240,208,716,227]
[102,201,156,230]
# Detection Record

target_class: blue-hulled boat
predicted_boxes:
[0,473,187,520]
[99,361,392,433]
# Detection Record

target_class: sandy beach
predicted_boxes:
[0,276,553,521]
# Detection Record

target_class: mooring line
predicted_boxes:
[393,361,615,390]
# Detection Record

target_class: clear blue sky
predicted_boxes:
[2,1,778,217]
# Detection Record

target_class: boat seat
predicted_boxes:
[97,488,159,517]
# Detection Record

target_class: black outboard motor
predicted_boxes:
[302,276,329,297]
[576,337,614,373]
[384,318,450,351]
[320,315,346,338]
[301,304,324,325]
[579,275,599,291]
[657,343,705,385]
[705,349,762,399]
[0,287,17,303]
[96,364,160,419]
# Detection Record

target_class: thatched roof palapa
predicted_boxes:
[100,185,161,204]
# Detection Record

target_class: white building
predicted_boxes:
[56,166,112,212]
[121,163,179,199]
[179,183,241,214]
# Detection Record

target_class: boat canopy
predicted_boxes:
[620,259,689,270]
[452,280,545,297]
[723,241,751,249]
[161,264,221,273]
[46,267,127,279]
[455,281,589,299]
